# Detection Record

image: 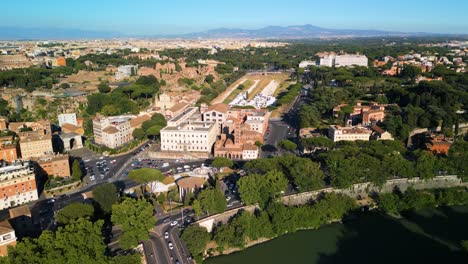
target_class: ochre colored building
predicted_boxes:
[34,154,71,178]
[0,136,18,162]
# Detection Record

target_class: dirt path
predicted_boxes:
[210,78,246,105]
[259,80,280,96]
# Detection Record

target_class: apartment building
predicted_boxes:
[19,134,53,160]
[320,53,368,67]
[93,115,132,149]
[160,108,217,153]
[0,161,38,210]
[33,154,71,178]
[335,54,368,67]
[328,125,372,142]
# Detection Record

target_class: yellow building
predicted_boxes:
[19,134,53,160]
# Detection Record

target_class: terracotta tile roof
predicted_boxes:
[61,123,79,131]
[0,220,13,235]
[177,177,206,189]
[207,103,229,114]
[102,126,119,134]
[130,114,150,128]
[9,205,31,218]
[168,102,189,113]
[371,125,386,134]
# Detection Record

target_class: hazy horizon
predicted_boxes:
[1,0,467,35]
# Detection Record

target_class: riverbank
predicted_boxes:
[205,205,468,264]
[201,186,468,262]
[207,218,344,258]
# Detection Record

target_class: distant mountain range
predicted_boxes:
[163,24,426,39]
[0,24,461,40]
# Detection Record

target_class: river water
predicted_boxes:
[205,206,468,264]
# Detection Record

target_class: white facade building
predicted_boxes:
[335,54,368,67]
[161,109,217,153]
[320,56,335,67]
[299,60,317,68]
[320,54,368,67]
[0,162,38,210]
[328,125,371,142]
[116,65,138,80]
[58,113,77,126]
[93,115,133,149]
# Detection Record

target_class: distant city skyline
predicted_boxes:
[1,0,468,35]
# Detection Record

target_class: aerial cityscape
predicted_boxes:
[0,0,467,263]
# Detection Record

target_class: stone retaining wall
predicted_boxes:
[282,176,466,206]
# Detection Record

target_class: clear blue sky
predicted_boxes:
[2,0,467,34]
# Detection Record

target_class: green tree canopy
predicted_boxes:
[71,159,83,181]
[92,183,119,213]
[212,157,234,168]
[132,127,145,140]
[56,203,94,224]
[128,168,165,184]
[181,225,210,262]
[197,182,226,215]
[400,64,422,79]
[5,219,113,264]
[204,74,214,83]
[448,141,468,181]
[98,82,111,93]
[111,198,156,249]
[284,157,325,191]
[278,140,297,151]
[146,125,162,138]
[238,170,288,208]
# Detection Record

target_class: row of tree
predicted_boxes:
[182,193,356,263]
[377,187,468,214]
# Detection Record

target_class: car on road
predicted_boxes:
[170,220,179,227]
[168,242,174,250]
[90,176,95,181]
[47,199,55,204]
[227,202,234,208]
[183,165,190,169]
[225,196,231,201]
[163,218,171,223]
[164,232,169,239]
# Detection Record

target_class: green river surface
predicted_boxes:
[205,206,468,264]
